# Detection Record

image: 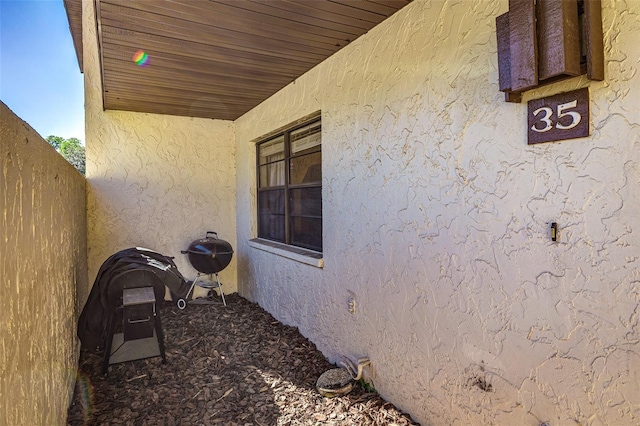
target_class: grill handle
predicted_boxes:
[181,249,234,256]
[206,231,218,239]
[181,249,207,255]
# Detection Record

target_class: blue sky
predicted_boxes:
[1,0,85,143]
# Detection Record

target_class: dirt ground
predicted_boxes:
[66,294,419,425]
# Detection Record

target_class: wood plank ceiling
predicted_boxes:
[64,0,412,121]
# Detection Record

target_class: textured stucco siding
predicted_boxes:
[1,101,88,425]
[82,0,237,292]
[235,1,640,424]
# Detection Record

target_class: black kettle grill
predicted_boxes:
[179,231,234,308]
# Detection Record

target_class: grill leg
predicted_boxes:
[153,303,167,364]
[102,313,116,375]
[178,274,202,309]
[215,273,226,307]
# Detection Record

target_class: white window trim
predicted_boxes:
[248,238,324,268]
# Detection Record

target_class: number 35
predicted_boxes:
[531,100,581,133]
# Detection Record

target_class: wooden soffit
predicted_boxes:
[64,0,411,121]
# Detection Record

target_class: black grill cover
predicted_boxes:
[77,247,189,349]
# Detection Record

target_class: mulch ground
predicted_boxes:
[66,294,419,425]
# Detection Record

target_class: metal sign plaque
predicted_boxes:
[527,87,589,144]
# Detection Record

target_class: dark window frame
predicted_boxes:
[256,117,322,253]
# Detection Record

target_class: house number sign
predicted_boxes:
[527,87,589,145]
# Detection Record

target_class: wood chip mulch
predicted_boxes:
[66,294,419,425]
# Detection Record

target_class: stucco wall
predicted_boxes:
[82,0,237,293]
[235,1,640,424]
[0,101,88,425]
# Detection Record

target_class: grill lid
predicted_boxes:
[182,231,233,274]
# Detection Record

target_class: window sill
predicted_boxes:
[248,239,324,268]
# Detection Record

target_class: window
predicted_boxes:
[257,117,322,253]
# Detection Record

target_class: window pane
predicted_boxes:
[291,121,321,154]
[259,215,285,242]
[290,152,321,184]
[258,190,285,242]
[258,189,285,215]
[255,116,322,252]
[291,217,322,252]
[259,161,285,188]
[290,187,321,217]
[259,136,284,165]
